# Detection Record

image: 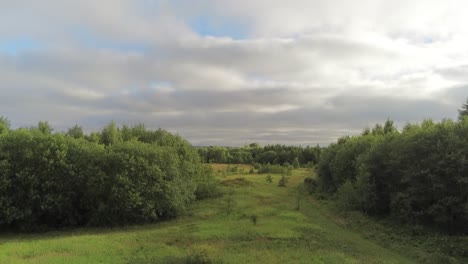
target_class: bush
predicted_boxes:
[278,174,288,187]
[0,124,211,229]
[316,118,468,234]
[250,214,258,226]
[304,177,318,193]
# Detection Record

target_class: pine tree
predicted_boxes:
[458,97,468,121]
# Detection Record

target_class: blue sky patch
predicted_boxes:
[190,16,249,39]
[0,38,41,55]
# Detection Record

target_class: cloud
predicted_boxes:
[0,0,467,145]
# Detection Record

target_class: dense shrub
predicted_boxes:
[317,118,468,234]
[0,122,211,229]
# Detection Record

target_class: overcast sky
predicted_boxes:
[1,0,467,146]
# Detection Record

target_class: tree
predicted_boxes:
[100,121,122,146]
[37,121,53,134]
[266,174,273,183]
[458,97,468,121]
[66,125,84,139]
[0,119,211,229]
[278,174,288,187]
[0,116,10,134]
[293,157,300,169]
[372,123,384,135]
[361,127,371,136]
[383,119,397,134]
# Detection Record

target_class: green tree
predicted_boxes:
[458,97,468,121]
[66,125,84,139]
[37,121,53,134]
[317,118,468,234]
[278,174,288,187]
[0,116,10,134]
[361,127,371,136]
[0,120,211,229]
[383,119,397,134]
[293,157,300,169]
[85,132,101,143]
[372,123,384,135]
[100,121,122,146]
[266,174,273,183]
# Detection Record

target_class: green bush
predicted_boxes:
[278,174,288,187]
[0,122,211,229]
[265,174,273,183]
[317,118,468,234]
[250,214,258,226]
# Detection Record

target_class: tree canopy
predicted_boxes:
[0,120,213,230]
[315,118,468,234]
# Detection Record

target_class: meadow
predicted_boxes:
[2,165,464,263]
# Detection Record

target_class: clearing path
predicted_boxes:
[0,168,415,263]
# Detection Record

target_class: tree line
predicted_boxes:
[197,143,321,167]
[0,119,214,230]
[312,101,468,234]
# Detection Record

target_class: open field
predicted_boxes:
[0,166,461,264]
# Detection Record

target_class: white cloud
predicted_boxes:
[0,0,467,145]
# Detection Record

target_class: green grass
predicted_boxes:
[0,167,462,263]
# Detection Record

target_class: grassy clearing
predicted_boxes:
[0,166,454,263]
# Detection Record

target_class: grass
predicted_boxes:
[0,165,463,263]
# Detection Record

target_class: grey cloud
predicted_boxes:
[436,65,468,83]
[49,87,459,146]
[1,0,467,146]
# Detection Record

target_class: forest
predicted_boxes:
[0,120,215,230]
[196,144,321,167]
[312,105,468,234]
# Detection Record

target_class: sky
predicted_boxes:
[0,0,467,146]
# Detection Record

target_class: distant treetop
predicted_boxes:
[459,97,468,121]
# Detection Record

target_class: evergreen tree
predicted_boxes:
[293,157,300,169]
[458,97,468,121]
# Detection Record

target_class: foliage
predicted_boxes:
[292,157,300,169]
[304,177,318,193]
[0,116,10,134]
[66,124,84,139]
[458,97,468,121]
[278,174,288,187]
[250,214,258,226]
[317,118,468,234]
[197,144,321,166]
[36,121,53,134]
[266,174,273,183]
[0,120,211,229]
